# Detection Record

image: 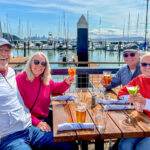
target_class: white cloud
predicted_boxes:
[0,0,147,38]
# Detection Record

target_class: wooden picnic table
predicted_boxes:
[52,88,150,150]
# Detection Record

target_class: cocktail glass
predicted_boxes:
[68,67,76,77]
[123,85,139,125]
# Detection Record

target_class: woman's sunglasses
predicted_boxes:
[141,62,150,67]
[33,59,47,67]
[123,53,135,58]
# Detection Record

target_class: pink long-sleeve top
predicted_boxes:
[16,71,70,126]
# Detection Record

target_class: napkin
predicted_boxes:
[104,104,134,110]
[57,123,94,131]
[53,95,75,101]
[98,99,129,105]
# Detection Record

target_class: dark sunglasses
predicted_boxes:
[33,59,47,67]
[141,62,150,67]
[123,53,135,58]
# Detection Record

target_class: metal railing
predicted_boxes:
[14,63,119,91]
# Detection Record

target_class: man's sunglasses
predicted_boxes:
[123,53,135,58]
[141,62,150,67]
[33,59,47,66]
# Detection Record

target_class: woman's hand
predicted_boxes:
[128,93,146,106]
[128,93,146,112]
[65,76,75,85]
[37,121,51,132]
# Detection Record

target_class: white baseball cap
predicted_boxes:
[0,38,12,48]
[123,49,138,53]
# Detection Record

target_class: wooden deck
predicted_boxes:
[9,57,29,68]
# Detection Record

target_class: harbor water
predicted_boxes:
[12,49,124,69]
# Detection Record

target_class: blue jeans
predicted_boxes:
[119,137,150,150]
[0,126,78,150]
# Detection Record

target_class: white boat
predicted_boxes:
[59,51,74,62]
[29,41,42,50]
[42,32,54,50]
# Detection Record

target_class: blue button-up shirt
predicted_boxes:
[106,62,141,90]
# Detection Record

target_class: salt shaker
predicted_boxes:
[91,94,97,108]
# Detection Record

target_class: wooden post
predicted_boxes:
[77,15,89,88]
[24,41,26,57]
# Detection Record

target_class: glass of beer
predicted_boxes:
[103,71,112,86]
[68,67,76,77]
[76,102,87,123]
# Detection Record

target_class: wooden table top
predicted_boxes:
[52,89,150,142]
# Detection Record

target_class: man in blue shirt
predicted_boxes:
[0,38,78,150]
[100,48,141,150]
[101,49,141,90]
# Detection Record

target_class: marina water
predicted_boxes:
[12,49,124,69]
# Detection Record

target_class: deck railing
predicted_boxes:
[13,61,121,91]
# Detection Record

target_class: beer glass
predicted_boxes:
[103,71,112,86]
[76,102,87,123]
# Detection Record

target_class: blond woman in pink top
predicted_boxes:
[16,52,74,132]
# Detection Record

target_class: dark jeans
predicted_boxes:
[0,126,78,150]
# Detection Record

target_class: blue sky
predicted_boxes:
[0,0,148,39]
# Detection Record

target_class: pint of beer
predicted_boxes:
[103,71,112,86]
[76,103,87,123]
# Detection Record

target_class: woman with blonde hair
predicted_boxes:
[16,52,74,132]
[118,52,150,150]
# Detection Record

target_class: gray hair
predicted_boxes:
[23,52,51,85]
[140,52,150,62]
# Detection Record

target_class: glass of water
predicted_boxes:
[95,108,107,133]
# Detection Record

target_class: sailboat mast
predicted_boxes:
[99,17,101,41]
[136,13,139,39]
[0,18,3,38]
[127,12,130,42]
[123,22,125,44]
[145,0,149,50]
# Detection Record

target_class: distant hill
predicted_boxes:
[2,33,21,41]
[93,36,145,42]
[1,32,146,42]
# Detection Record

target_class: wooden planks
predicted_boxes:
[88,105,121,139]
[125,110,150,137]
[69,103,99,141]
[53,104,77,142]
[108,110,144,138]
[53,89,150,143]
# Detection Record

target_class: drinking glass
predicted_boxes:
[76,102,87,123]
[123,85,139,125]
[103,71,112,86]
[73,88,82,103]
[95,108,107,133]
[126,85,139,108]
[68,67,76,77]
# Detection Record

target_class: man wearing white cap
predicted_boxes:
[101,48,141,150]
[101,49,141,90]
[0,38,78,150]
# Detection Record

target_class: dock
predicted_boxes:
[9,57,29,68]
